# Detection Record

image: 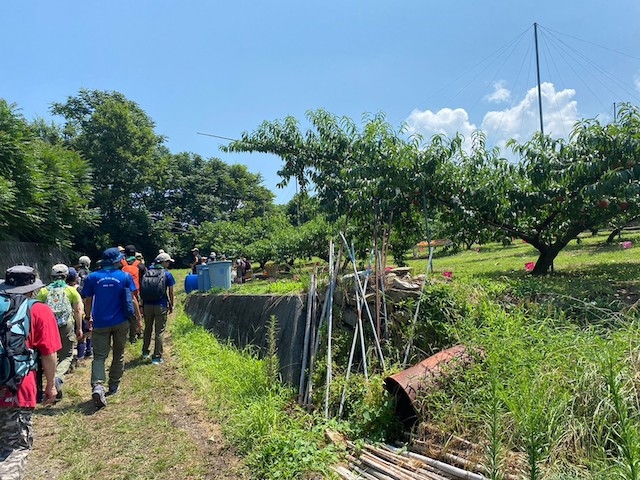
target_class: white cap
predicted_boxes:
[155,252,175,263]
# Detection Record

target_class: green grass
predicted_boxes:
[169,231,640,479]
[170,311,343,479]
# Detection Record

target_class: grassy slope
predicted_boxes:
[24,233,640,479]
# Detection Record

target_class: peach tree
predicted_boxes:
[422,104,640,275]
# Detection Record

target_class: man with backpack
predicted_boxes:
[140,252,175,365]
[0,265,61,479]
[36,264,83,400]
[121,244,146,343]
[82,248,141,409]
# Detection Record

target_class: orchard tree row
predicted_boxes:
[226,105,640,275]
[2,89,639,274]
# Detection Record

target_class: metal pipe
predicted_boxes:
[384,445,486,480]
[297,273,316,404]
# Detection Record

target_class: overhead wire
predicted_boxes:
[539,25,640,106]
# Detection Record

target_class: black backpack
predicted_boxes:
[140,268,167,302]
[0,294,38,392]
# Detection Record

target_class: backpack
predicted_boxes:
[140,268,167,302]
[0,294,38,392]
[121,259,141,291]
[45,282,73,327]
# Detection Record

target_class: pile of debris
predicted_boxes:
[333,442,487,480]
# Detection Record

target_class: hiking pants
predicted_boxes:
[91,321,129,388]
[142,305,168,359]
[0,408,33,480]
[56,320,76,381]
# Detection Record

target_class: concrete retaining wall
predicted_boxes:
[184,293,307,385]
[0,241,72,280]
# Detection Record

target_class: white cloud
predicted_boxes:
[485,81,511,103]
[405,107,477,151]
[405,82,579,153]
[482,82,578,144]
[635,73,640,92]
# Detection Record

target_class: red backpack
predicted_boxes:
[121,259,141,291]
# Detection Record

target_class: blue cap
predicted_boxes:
[102,247,125,266]
[67,267,78,281]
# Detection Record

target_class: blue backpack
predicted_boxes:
[0,294,38,392]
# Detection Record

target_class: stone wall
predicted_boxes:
[184,293,307,385]
[0,241,74,281]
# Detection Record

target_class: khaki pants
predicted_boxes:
[91,321,129,388]
[56,320,76,380]
[142,305,168,359]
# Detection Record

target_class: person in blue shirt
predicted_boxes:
[140,252,176,365]
[82,247,142,409]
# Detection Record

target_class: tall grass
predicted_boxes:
[170,310,342,479]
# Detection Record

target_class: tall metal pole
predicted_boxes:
[534,22,544,135]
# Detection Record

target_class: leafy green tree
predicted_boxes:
[224,110,427,268]
[0,99,95,246]
[51,89,164,254]
[424,105,640,275]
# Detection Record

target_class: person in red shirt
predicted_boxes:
[0,265,61,480]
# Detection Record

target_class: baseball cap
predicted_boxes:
[124,244,136,256]
[0,265,45,294]
[67,267,78,282]
[51,263,69,278]
[155,252,175,263]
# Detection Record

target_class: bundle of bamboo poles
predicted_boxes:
[332,442,487,480]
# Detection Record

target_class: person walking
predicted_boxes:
[121,244,146,343]
[0,265,61,479]
[140,252,175,365]
[76,255,91,288]
[36,264,83,400]
[81,248,142,409]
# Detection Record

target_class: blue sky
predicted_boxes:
[2,1,639,204]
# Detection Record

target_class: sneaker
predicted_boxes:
[92,385,107,409]
[142,354,151,362]
[151,357,164,365]
[107,383,120,396]
[55,377,63,400]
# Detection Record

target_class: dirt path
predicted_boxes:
[24,320,248,480]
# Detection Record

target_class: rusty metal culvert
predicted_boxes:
[384,344,476,427]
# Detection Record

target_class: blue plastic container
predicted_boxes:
[184,274,198,294]
[196,264,211,292]
[208,261,232,289]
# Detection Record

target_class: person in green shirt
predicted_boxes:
[37,264,83,400]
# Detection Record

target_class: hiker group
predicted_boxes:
[0,245,175,479]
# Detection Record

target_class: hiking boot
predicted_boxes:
[92,384,107,409]
[107,383,120,396]
[55,377,63,400]
[151,357,164,365]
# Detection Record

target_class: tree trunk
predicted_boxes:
[531,249,558,275]
[607,228,621,244]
